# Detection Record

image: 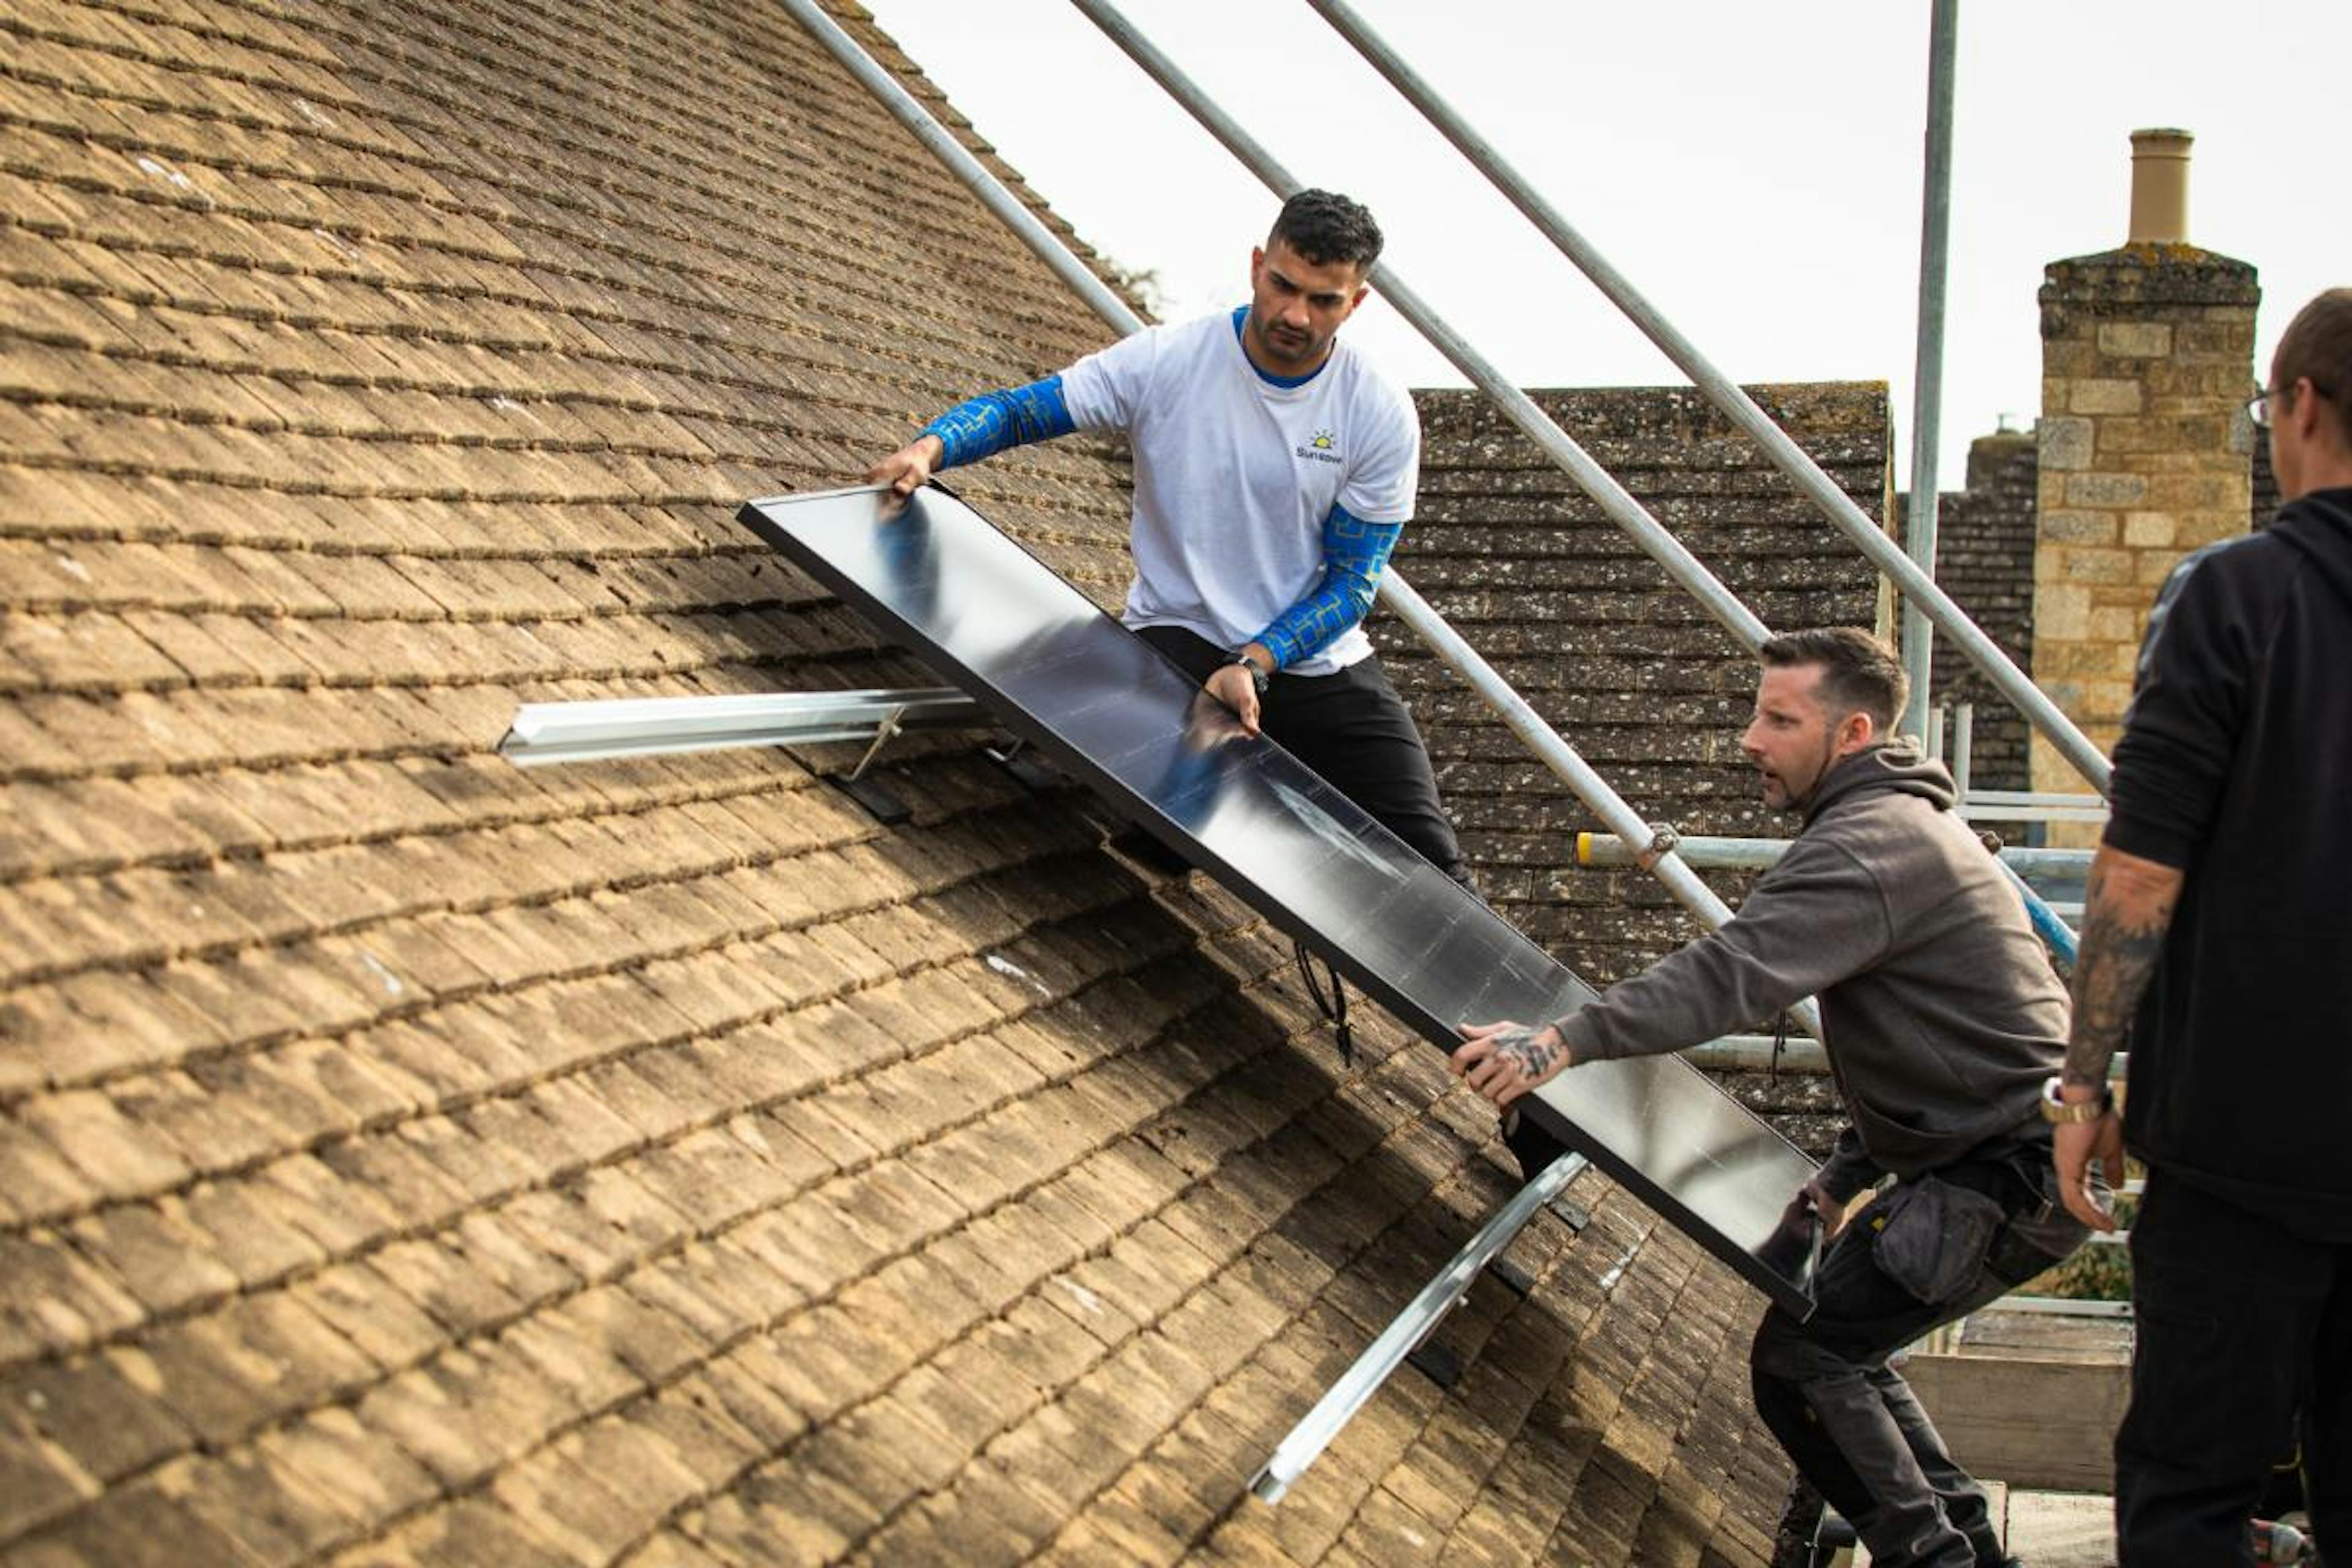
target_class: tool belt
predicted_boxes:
[1872,1128,2076,1304]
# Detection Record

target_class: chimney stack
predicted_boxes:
[2127,127,2193,245]
[2032,126,2257,826]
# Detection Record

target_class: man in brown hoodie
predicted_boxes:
[1455,628,2083,1568]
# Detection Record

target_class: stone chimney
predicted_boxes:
[2030,129,2258,817]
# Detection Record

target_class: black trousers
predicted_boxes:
[1749,1155,2084,1568]
[2115,1168,2349,1566]
[1136,625,1467,883]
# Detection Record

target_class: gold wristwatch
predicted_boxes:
[2039,1074,2114,1125]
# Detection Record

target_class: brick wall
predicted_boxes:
[1387,384,1893,989]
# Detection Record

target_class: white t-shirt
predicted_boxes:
[1059,311,1420,674]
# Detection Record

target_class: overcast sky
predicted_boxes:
[859,0,2349,489]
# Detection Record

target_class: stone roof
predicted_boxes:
[1910,428,2039,797]
[0,2,1788,1565]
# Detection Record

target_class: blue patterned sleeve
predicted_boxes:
[920,375,1077,469]
[1254,503,1404,670]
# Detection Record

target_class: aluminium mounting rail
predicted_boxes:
[1251,1153,1592,1504]
[497,687,984,766]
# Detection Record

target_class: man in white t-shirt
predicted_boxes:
[867,190,1464,882]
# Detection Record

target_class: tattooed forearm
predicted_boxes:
[1488,1023,1569,1084]
[2065,845,2185,1087]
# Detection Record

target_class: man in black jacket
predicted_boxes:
[2056,287,2352,1565]
[1457,628,2078,1568]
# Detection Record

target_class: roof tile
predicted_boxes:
[173,1441,367,1566]
[20,1085,190,1197]
[255,1406,442,1542]
[354,1490,586,1568]
[176,1172,329,1287]
[0,1417,96,1544]
[61,1193,238,1318]
[285,1258,448,1373]
[4,1464,251,1568]
[10,1348,194,1495]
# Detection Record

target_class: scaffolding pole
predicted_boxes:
[1071,0,1766,653]
[794,0,1822,1039]
[1574,830,2082,963]
[1299,0,2105,796]
[1899,0,1959,739]
[1574,832,2089,880]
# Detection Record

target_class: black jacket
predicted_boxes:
[2106,485,2352,1240]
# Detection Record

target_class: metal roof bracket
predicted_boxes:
[1251,1152,1590,1504]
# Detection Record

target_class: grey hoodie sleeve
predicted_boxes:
[1550,832,1893,1063]
[1815,1126,1884,1204]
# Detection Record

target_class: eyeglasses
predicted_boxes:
[2248,379,2338,429]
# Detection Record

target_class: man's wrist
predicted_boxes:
[1548,1012,1602,1066]
[1221,649,1270,696]
[2041,1074,2115,1123]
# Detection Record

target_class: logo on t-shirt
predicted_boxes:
[1297,428,1342,465]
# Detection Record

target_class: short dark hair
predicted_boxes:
[2273,287,2352,448]
[1268,189,1383,273]
[1758,627,1907,733]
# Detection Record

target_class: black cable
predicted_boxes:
[1294,941,1354,1068]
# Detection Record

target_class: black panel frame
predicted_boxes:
[741,486,1820,1316]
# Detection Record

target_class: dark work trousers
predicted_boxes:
[2114,1168,2349,1567]
[1135,625,1468,884]
[1750,1153,2085,1568]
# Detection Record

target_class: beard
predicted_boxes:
[1252,314,1321,367]
[1764,733,1841,813]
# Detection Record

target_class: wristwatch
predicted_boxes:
[2039,1074,2114,1125]
[1220,650,1270,697]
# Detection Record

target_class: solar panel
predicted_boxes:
[741,485,1820,1315]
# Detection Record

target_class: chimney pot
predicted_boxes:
[2128,127,2193,245]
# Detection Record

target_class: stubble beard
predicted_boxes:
[1253,313,1321,369]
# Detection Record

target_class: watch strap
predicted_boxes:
[2039,1074,2114,1125]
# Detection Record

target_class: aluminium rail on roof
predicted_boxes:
[497,688,984,766]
